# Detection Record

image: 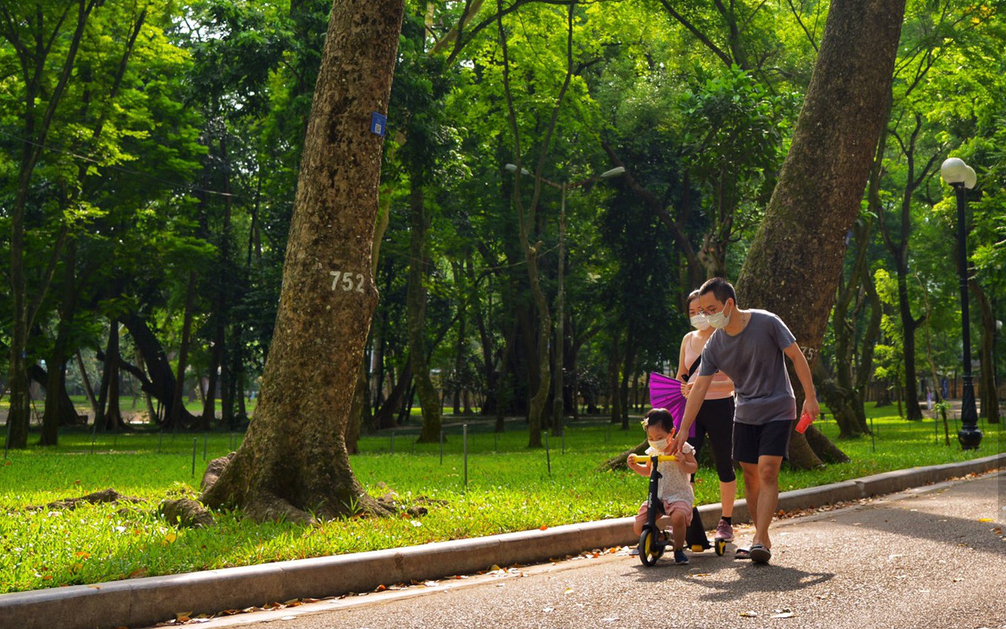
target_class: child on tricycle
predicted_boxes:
[627,408,698,565]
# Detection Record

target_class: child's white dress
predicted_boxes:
[646,442,695,507]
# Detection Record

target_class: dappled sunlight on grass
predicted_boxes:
[0,412,1001,594]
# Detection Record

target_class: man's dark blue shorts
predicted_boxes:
[732,419,793,463]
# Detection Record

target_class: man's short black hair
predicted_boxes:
[699,277,737,305]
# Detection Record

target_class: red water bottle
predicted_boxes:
[796,411,813,434]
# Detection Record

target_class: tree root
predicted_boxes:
[26,488,143,512]
[598,439,648,471]
[160,498,215,528]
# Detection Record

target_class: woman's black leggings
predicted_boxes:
[687,397,736,483]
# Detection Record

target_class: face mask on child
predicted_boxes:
[648,438,669,452]
[690,314,710,330]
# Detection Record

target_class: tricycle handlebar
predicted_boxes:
[628,453,677,463]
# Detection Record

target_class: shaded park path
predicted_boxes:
[155,469,1006,629]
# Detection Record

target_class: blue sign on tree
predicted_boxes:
[370,112,387,137]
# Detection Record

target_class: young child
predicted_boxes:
[627,408,699,565]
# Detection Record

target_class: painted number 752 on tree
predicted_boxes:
[330,270,365,293]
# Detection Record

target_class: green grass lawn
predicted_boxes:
[0,406,1002,595]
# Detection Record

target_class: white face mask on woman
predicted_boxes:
[706,302,733,330]
[690,314,710,330]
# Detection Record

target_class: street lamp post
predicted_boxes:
[504,164,624,435]
[940,157,982,450]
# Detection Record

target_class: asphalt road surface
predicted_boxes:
[178,471,1006,629]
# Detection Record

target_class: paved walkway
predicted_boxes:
[167,470,1006,629]
[2,455,1002,629]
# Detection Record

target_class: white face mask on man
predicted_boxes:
[705,302,733,330]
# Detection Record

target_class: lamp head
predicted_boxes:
[940,157,969,186]
[600,166,625,179]
[963,165,977,190]
[933,156,973,189]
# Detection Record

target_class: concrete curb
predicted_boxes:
[2,453,1002,629]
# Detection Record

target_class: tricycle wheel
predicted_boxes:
[715,538,727,556]
[639,529,663,566]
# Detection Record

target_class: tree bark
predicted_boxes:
[41,241,81,444]
[200,0,405,522]
[3,0,98,450]
[969,274,1000,424]
[374,358,411,430]
[122,312,199,428]
[171,272,198,430]
[607,333,622,426]
[451,259,469,416]
[96,322,126,432]
[619,334,636,430]
[878,117,942,422]
[76,351,99,416]
[31,364,81,431]
[405,179,443,443]
[735,0,906,468]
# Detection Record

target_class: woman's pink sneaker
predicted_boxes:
[715,518,734,542]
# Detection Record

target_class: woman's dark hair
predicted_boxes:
[685,289,701,309]
[642,408,675,433]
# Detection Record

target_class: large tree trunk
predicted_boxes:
[878,115,939,423]
[121,312,199,428]
[96,322,126,432]
[32,364,81,432]
[471,254,500,418]
[3,0,97,451]
[619,335,636,430]
[607,333,622,426]
[76,351,99,416]
[451,259,469,416]
[970,269,999,424]
[41,241,81,445]
[374,358,411,430]
[171,272,198,430]
[893,267,925,421]
[735,0,906,469]
[828,214,879,437]
[828,145,886,437]
[405,179,443,443]
[200,0,405,522]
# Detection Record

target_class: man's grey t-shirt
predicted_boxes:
[698,309,797,425]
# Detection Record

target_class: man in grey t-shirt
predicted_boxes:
[672,277,819,564]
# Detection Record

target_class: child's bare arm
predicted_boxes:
[678,451,698,475]
[627,455,651,477]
